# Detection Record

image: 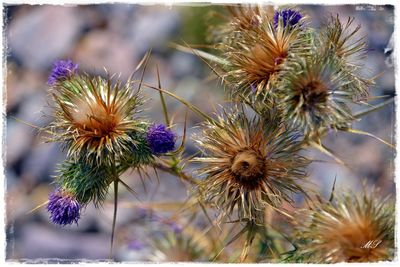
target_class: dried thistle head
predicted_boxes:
[275,55,363,139]
[226,5,274,32]
[193,107,310,222]
[148,228,209,262]
[320,15,366,66]
[293,189,394,263]
[218,6,310,98]
[207,5,274,45]
[318,15,373,98]
[48,72,145,165]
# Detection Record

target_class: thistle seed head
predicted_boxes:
[293,190,394,263]
[230,149,265,189]
[318,15,373,100]
[148,228,208,262]
[193,108,310,222]
[219,6,310,98]
[276,55,360,139]
[48,72,144,165]
[320,15,366,65]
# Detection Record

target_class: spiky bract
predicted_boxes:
[217,6,310,99]
[48,73,144,166]
[148,229,208,262]
[56,159,114,207]
[320,15,366,67]
[318,15,373,99]
[193,108,309,222]
[124,126,155,167]
[207,5,274,45]
[47,189,81,226]
[275,55,365,139]
[293,190,394,263]
[224,5,274,32]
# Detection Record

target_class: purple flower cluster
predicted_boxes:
[273,9,303,29]
[47,189,80,226]
[146,124,176,155]
[47,59,78,85]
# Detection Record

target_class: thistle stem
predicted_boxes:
[109,160,119,261]
[109,180,118,260]
[152,161,199,185]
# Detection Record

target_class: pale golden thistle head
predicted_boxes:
[226,5,274,32]
[148,228,209,262]
[320,15,366,66]
[275,55,363,139]
[207,5,274,46]
[219,6,311,98]
[48,73,144,165]
[318,15,373,98]
[293,190,394,263]
[193,107,310,222]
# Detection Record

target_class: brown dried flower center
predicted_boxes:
[299,80,329,109]
[249,45,287,77]
[231,149,265,181]
[72,99,120,137]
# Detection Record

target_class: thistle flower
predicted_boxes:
[225,5,274,31]
[148,229,208,262]
[220,7,310,97]
[207,5,274,45]
[273,9,303,29]
[193,108,309,222]
[320,15,366,65]
[276,55,363,139]
[146,124,176,155]
[47,59,78,85]
[47,189,80,226]
[318,15,373,97]
[293,190,394,263]
[48,71,144,165]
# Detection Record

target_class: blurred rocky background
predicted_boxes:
[3,4,395,262]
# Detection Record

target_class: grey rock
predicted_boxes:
[8,6,84,70]
[11,223,109,260]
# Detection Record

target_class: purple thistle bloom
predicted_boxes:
[128,239,144,251]
[146,124,176,155]
[47,59,78,85]
[273,9,303,29]
[47,189,80,226]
